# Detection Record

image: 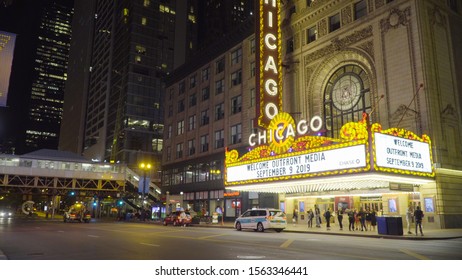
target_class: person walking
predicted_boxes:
[293,208,298,225]
[337,209,344,230]
[414,206,424,236]
[307,209,314,228]
[406,206,413,234]
[315,205,321,228]
[324,208,331,230]
[348,209,355,231]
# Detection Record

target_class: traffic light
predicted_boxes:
[118,200,124,206]
[70,191,75,196]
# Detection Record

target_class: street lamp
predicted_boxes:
[139,162,152,207]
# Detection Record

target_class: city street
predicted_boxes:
[1,219,461,260]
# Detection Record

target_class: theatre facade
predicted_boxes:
[223,0,462,229]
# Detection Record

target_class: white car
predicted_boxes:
[234,208,286,232]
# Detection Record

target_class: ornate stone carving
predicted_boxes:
[391,104,416,120]
[429,6,447,28]
[318,19,328,37]
[341,6,353,26]
[380,7,411,34]
[375,0,385,9]
[441,104,457,118]
[368,0,374,13]
[358,40,374,60]
[304,25,373,65]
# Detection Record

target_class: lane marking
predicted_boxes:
[400,249,430,260]
[87,235,100,238]
[280,239,294,248]
[140,243,160,247]
[237,255,266,259]
[198,233,228,240]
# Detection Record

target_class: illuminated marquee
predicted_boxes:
[0,31,17,107]
[257,0,282,128]
[372,124,434,177]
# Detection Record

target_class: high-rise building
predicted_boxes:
[0,0,74,154]
[25,0,74,152]
[61,0,178,181]
[196,0,255,50]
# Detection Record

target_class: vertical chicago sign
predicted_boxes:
[257,0,282,128]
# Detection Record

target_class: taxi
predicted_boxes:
[234,208,286,232]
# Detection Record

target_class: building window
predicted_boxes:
[231,48,242,65]
[179,80,185,94]
[324,64,371,138]
[231,70,242,86]
[166,146,171,161]
[307,0,314,7]
[307,26,317,44]
[286,37,294,53]
[189,93,197,107]
[216,57,225,74]
[250,88,256,107]
[176,143,183,159]
[141,17,147,25]
[200,109,209,126]
[136,45,146,55]
[215,79,224,95]
[201,87,210,101]
[135,55,142,63]
[177,99,185,112]
[250,61,256,77]
[188,115,196,131]
[188,139,195,156]
[167,125,172,138]
[200,134,209,152]
[231,95,242,114]
[250,38,256,54]
[143,0,150,7]
[215,130,224,149]
[190,74,196,88]
[448,0,458,12]
[230,124,242,144]
[177,120,185,135]
[168,105,173,117]
[329,13,341,32]
[354,0,367,20]
[202,67,210,82]
[215,103,225,120]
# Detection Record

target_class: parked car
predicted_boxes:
[234,208,287,232]
[163,211,192,226]
[63,203,91,223]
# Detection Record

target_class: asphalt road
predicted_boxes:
[1,220,461,260]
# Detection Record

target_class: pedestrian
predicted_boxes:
[370,208,377,231]
[406,206,413,234]
[354,209,360,230]
[324,208,331,230]
[348,209,355,231]
[365,207,372,230]
[293,208,298,225]
[337,209,344,230]
[315,205,321,228]
[359,207,367,231]
[307,209,314,228]
[414,206,424,236]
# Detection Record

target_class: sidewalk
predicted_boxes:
[191,221,462,240]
